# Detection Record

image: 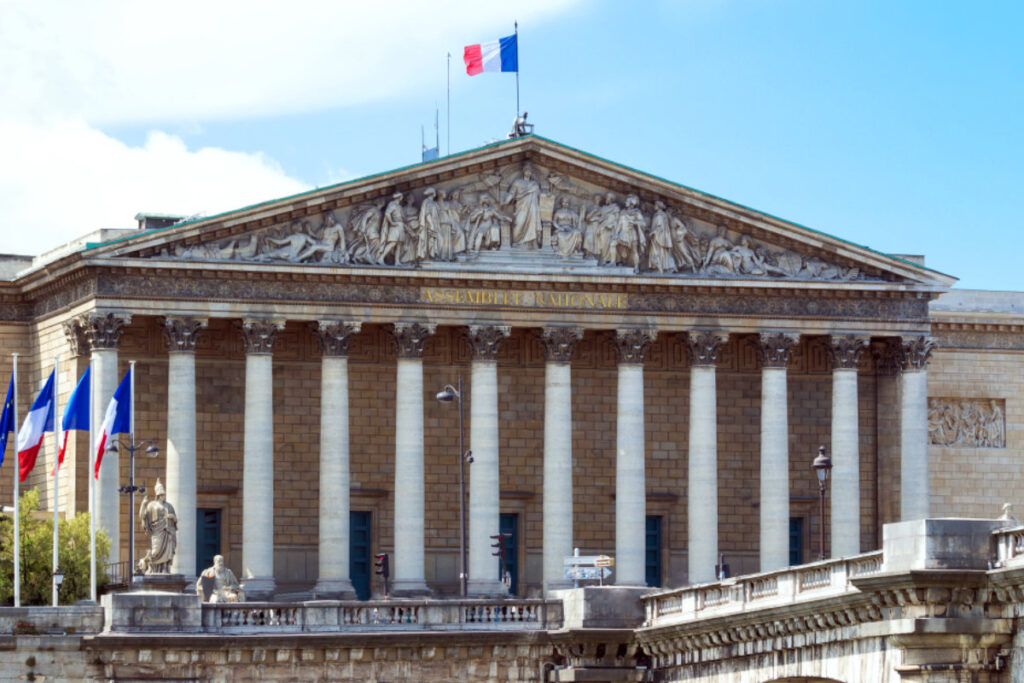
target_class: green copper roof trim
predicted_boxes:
[79,134,952,279]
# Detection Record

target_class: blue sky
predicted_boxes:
[2,1,1020,290]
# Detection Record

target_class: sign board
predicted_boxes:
[594,555,614,568]
[564,555,614,582]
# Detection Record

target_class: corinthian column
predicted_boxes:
[388,322,436,597]
[465,324,510,596]
[72,313,130,565]
[757,332,799,572]
[611,329,656,586]
[163,317,207,578]
[899,336,935,521]
[314,321,361,599]
[240,318,284,600]
[541,327,583,594]
[683,331,728,584]
[828,335,868,558]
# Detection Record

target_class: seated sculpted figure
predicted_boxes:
[196,555,245,603]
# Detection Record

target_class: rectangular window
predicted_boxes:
[350,511,372,600]
[789,517,804,566]
[645,515,662,587]
[499,513,519,595]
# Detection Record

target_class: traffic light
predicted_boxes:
[490,533,512,564]
[374,552,390,596]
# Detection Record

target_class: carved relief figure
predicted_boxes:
[378,192,406,266]
[582,192,604,258]
[469,194,509,252]
[596,193,622,265]
[418,188,441,261]
[670,214,700,272]
[927,398,1005,448]
[503,163,542,247]
[609,194,646,270]
[261,222,317,262]
[552,196,583,258]
[297,211,348,263]
[647,200,677,273]
[139,479,177,574]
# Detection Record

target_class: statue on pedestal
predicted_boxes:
[196,555,245,602]
[138,479,177,574]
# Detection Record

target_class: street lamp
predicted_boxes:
[111,438,159,579]
[812,445,833,561]
[436,377,472,597]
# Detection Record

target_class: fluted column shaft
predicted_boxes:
[465,325,509,595]
[315,321,360,599]
[390,323,435,597]
[685,331,728,584]
[829,336,867,558]
[164,317,206,577]
[612,329,655,586]
[541,327,582,593]
[900,337,934,521]
[758,333,799,572]
[241,319,283,599]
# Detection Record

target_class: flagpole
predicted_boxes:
[12,353,19,608]
[514,21,520,119]
[51,355,60,607]
[129,360,136,581]
[446,51,451,156]
[89,359,96,602]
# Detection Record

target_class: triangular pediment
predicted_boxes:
[92,136,954,288]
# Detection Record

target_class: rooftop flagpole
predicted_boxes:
[12,353,19,607]
[447,51,451,156]
[515,21,520,119]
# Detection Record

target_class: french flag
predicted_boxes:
[16,370,55,482]
[56,367,90,473]
[95,370,130,479]
[464,34,518,76]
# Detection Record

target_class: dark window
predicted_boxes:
[645,515,662,587]
[499,513,519,595]
[350,511,372,600]
[195,508,221,575]
[789,517,804,566]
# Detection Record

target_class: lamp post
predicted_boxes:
[111,438,159,579]
[52,566,65,603]
[812,445,833,561]
[436,377,472,597]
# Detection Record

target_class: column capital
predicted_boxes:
[67,312,132,353]
[757,332,800,368]
[315,320,362,357]
[464,324,511,361]
[540,327,583,364]
[682,330,729,367]
[241,319,285,354]
[611,328,657,364]
[163,317,208,353]
[389,322,436,359]
[899,335,936,371]
[828,334,869,370]
[872,338,903,376]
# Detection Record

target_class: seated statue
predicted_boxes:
[196,555,245,603]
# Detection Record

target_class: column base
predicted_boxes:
[314,578,358,600]
[389,580,432,598]
[240,576,276,601]
[467,579,509,598]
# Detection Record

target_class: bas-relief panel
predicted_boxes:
[147,161,872,282]
[927,398,1005,448]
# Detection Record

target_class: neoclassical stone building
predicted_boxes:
[0,135,1019,600]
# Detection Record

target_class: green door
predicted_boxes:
[195,508,221,576]
[350,511,371,600]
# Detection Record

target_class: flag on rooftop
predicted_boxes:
[464,34,518,75]
[16,370,54,482]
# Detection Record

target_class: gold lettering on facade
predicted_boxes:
[422,288,628,310]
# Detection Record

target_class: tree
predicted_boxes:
[0,488,110,605]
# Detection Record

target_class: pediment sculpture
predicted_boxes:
[156,162,868,281]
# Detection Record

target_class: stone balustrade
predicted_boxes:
[993,524,1024,568]
[643,550,883,628]
[201,598,562,634]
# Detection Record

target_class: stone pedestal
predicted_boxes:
[131,573,191,594]
[102,590,202,633]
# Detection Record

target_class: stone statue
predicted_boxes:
[582,193,604,258]
[596,192,622,265]
[552,196,583,258]
[418,188,441,261]
[139,479,177,574]
[610,194,646,270]
[503,164,542,248]
[468,194,509,252]
[670,215,700,272]
[261,223,316,262]
[196,554,245,603]
[378,192,406,266]
[647,201,677,273]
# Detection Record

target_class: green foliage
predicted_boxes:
[0,488,111,605]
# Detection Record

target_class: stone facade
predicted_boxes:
[0,135,1020,601]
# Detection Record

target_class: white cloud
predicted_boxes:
[0,119,309,255]
[0,0,580,255]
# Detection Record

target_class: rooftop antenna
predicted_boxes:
[422,107,440,162]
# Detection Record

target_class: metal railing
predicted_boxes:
[104,561,131,591]
[201,598,563,634]
[643,551,883,628]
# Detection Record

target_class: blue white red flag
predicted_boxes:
[464,34,518,75]
[16,371,54,481]
[0,374,13,469]
[95,370,130,479]
[55,367,90,473]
